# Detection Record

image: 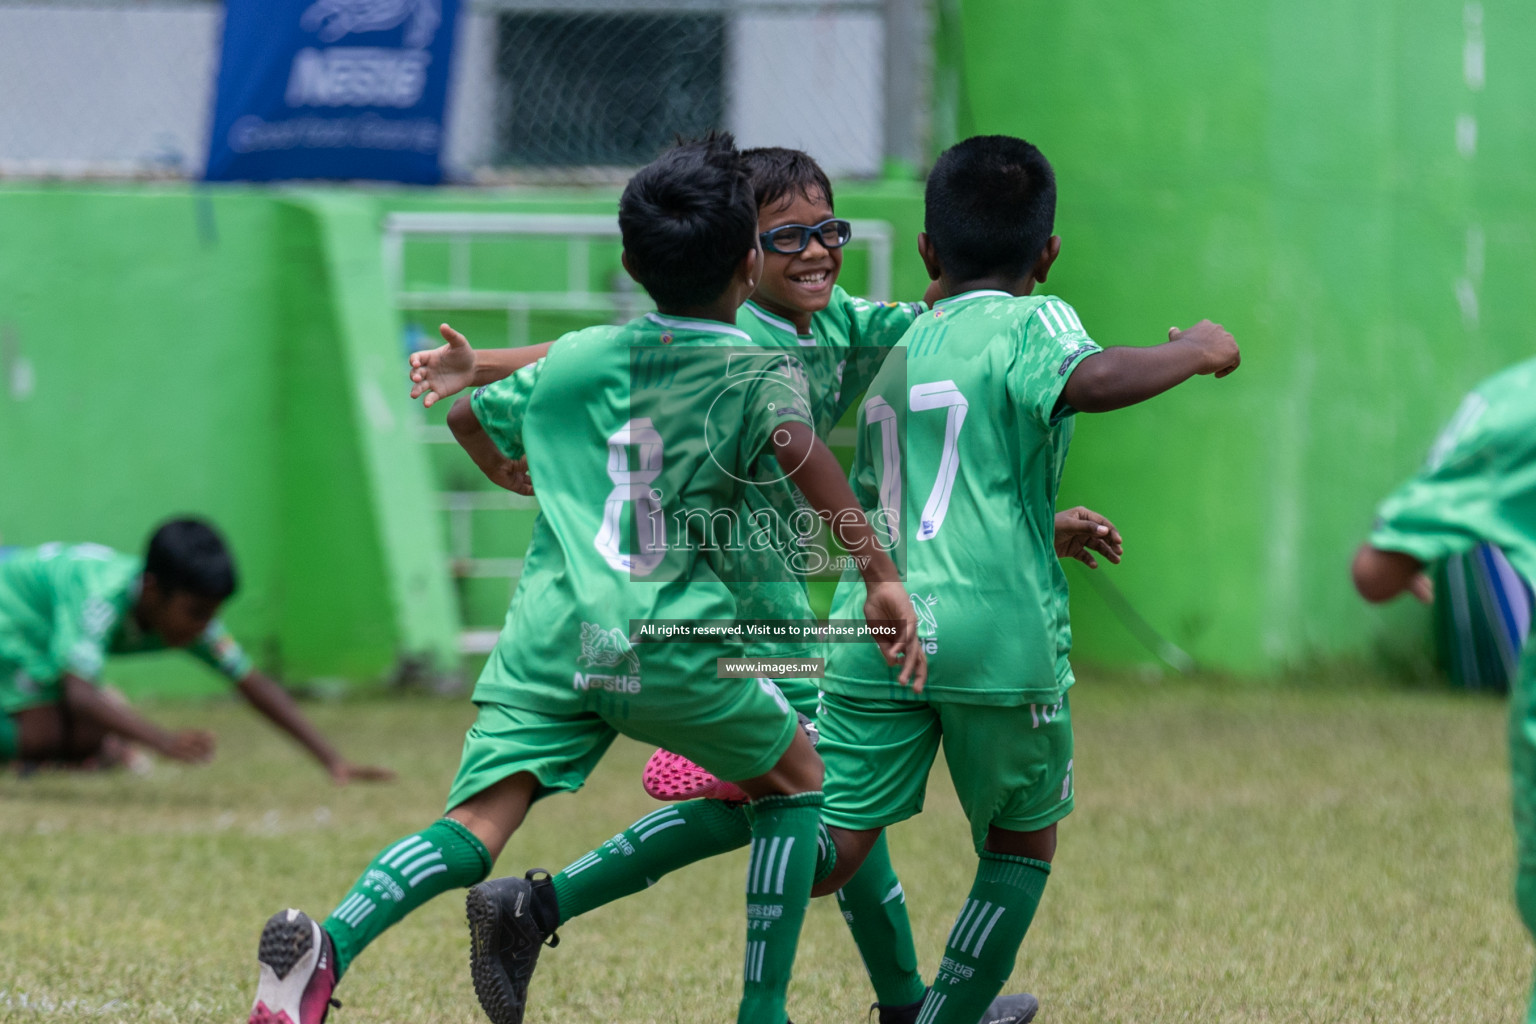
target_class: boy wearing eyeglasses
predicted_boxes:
[421,148,1115,1024]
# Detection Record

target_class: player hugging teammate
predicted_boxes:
[387,134,1238,1024]
[244,131,1243,1024]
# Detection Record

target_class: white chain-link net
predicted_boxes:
[0,0,930,181]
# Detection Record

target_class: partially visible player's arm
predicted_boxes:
[233,670,395,785]
[1055,506,1123,569]
[772,420,927,691]
[409,323,551,408]
[1351,545,1434,604]
[60,674,215,763]
[1061,320,1239,414]
[447,395,534,495]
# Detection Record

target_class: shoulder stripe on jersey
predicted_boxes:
[1040,301,1072,337]
[644,311,752,342]
[744,302,807,340]
[1060,303,1084,332]
[1034,304,1061,337]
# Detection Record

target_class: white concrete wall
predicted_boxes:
[726,10,884,178]
[0,4,222,175]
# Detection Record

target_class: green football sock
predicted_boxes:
[322,818,492,978]
[920,852,1050,1024]
[550,798,752,924]
[836,832,926,1007]
[739,791,823,1024]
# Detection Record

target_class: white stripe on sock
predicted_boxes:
[408,864,449,888]
[333,894,364,921]
[383,836,431,868]
[971,905,1007,957]
[746,840,760,893]
[632,806,680,831]
[947,899,976,946]
[773,837,796,894]
[960,901,994,953]
[759,837,781,896]
[342,897,373,926]
[400,851,443,877]
[339,896,375,926]
[637,818,688,842]
[749,839,767,893]
[563,852,602,877]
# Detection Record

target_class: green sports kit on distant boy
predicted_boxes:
[1353,356,1536,1022]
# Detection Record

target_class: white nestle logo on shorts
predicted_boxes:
[573,672,642,694]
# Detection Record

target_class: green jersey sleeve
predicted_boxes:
[53,550,127,680]
[1007,296,1102,429]
[832,292,925,423]
[187,619,254,681]
[740,353,815,460]
[471,357,546,461]
[1370,364,1536,577]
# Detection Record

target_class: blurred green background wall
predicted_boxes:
[944,0,1534,673]
[4,0,1532,691]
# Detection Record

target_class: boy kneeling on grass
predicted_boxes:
[0,518,391,785]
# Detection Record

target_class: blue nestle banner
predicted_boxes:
[206,0,459,183]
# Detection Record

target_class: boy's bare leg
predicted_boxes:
[248,774,536,1024]
[14,702,108,762]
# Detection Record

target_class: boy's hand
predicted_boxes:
[864,581,927,693]
[1054,506,1123,569]
[409,323,477,408]
[328,760,397,785]
[485,456,533,496]
[1409,572,1434,604]
[1170,320,1240,378]
[160,728,216,764]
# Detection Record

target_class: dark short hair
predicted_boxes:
[619,132,758,309]
[144,518,237,600]
[925,135,1056,283]
[741,147,834,213]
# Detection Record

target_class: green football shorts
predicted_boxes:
[445,674,800,813]
[818,691,1075,853]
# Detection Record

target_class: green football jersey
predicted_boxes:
[469,312,813,707]
[1370,357,1536,590]
[0,542,252,713]
[727,287,924,656]
[824,290,1102,706]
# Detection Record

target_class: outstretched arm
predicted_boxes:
[1061,320,1239,414]
[61,674,215,763]
[409,324,551,408]
[772,421,927,691]
[1351,545,1434,604]
[447,395,534,495]
[1054,506,1123,569]
[235,670,395,784]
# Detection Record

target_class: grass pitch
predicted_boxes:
[0,674,1527,1023]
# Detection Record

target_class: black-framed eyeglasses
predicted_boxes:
[759,218,853,255]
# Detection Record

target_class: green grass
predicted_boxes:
[1,675,1527,1023]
